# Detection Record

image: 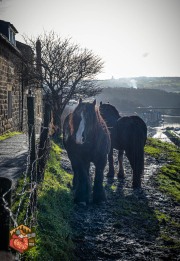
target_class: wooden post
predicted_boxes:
[37,102,51,182]
[0,177,12,251]
[27,94,38,222]
[27,94,36,180]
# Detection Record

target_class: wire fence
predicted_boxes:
[0,103,179,259]
[0,96,51,259]
[3,123,177,229]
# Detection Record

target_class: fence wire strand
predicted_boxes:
[1,125,51,230]
[0,117,179,259]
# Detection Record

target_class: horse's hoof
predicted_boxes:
[132,183,141,189]
[93,193,106,204]
[117,175,125,180]
[117,171,125,179]
[107,172,114,178]
[93,198,107,205]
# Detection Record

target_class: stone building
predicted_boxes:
[0,20,42,135]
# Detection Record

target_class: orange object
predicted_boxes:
[10,234,28,253]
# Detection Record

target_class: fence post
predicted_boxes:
[27,94,36,180]
[27,94,38,223]
[0,177,12,251]
[37,102,51,183]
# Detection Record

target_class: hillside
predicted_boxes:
[97,77,180,93]
[96,87,180,115]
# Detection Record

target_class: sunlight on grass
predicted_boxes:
[145,138,180,202]
[23,141,74,261]
[0,131,22,141]
[110,184,117,192]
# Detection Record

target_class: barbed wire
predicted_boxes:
[2,125,179,227]
[0,121,179,260]
[2,186,18,228]
[1,124,51,231]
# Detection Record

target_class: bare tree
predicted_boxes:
[22,31,104,134]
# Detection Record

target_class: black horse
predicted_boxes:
[99,102,147,188]
[63,99,111,204]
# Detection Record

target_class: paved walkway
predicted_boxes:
[0,134,28,183]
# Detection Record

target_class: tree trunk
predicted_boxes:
[52,106,63,138]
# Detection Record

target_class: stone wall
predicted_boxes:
[0,38,21,134]
[0,37,43,135]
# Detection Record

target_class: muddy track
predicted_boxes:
[61,150,180,261]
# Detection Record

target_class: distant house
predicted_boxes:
[139,109,162,126]
[0,20,43,135]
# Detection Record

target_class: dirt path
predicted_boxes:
[61,150,180,261]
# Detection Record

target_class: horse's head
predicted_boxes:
[71,99,97,144]
[99,102,120,128]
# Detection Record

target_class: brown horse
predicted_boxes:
[63,99,111,204]
[99,102,147,188]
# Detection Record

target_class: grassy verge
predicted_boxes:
[145,137,180,249]
[0,131,22,141]
[145,137,180,202]
[12,141,74,260]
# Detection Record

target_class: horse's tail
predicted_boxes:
[134,127,145,170]
[123,119,146,188]
[132,122,147,186]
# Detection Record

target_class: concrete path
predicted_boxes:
[0,134,28,183]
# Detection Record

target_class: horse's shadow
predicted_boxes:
[72,179,160,261]
[106,179,160,242]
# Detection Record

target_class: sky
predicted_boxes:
[0,0,180,79]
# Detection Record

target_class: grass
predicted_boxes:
[154,209,180,249]
[145,137,180,249]
[155,209,170,224]
[12,141,74,261]
[10,136,180,257]
[0,131,22,141]
[145,138,180,202]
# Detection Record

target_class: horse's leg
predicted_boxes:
[107,146,115,178]
[70,157,78,190]
[72,167,78,190]
[126,148,143,188]
[73,160,91,205]
[117,149,125,179]
[132,149,144,188]
[93,157,107,203]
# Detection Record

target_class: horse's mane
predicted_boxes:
[67,102,109,138]
[95,106,109,132]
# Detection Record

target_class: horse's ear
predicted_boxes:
[79,98,82,104]
[100,101,102,105]
[93,99,96,106]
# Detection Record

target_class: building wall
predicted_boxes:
[0,38,22,134]
[16,40,43,135]
[0,38,43,135]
